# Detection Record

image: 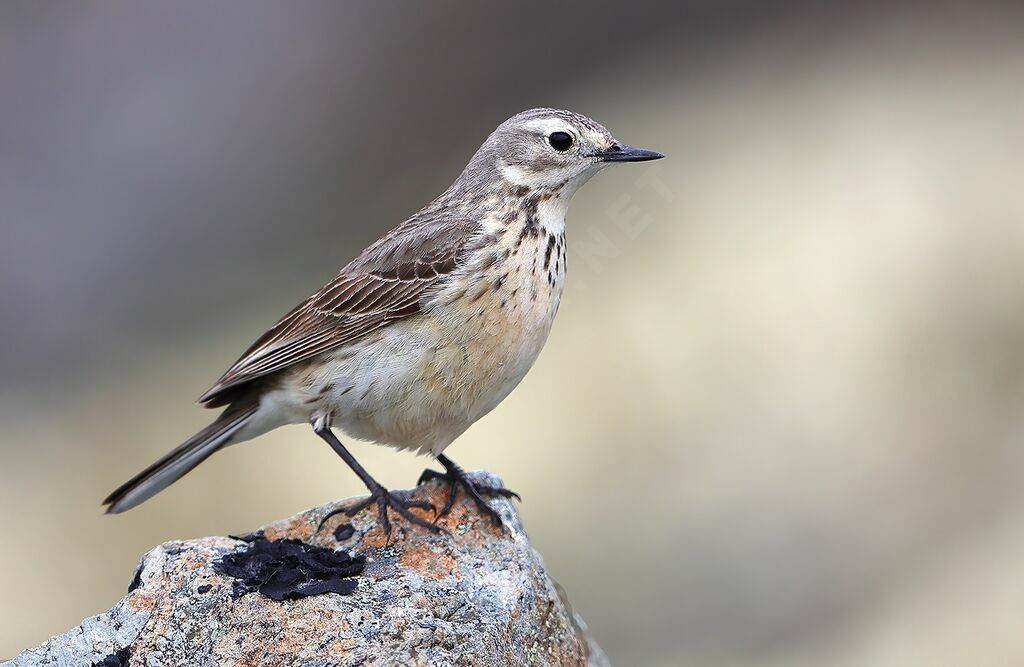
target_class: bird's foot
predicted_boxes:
[318,485,440,541]
[417,467,520,528]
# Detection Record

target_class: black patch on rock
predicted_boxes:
[92,646,131,667]
[333,522,355,541]
[215,537,365,601]
[127,561,144,593]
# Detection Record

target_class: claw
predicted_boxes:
[437,475,459,521]
[417,463,520,530]
[318,487,442,540]
[404,498,437,513]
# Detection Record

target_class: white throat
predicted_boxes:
[498,164,602,235]
[543,169,599,234]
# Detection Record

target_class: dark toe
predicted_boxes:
[390,497,445,533]
[477,485,520,501]
[404,498,437,513]
[316,508,343,533]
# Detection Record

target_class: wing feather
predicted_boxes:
[199,211,475,407]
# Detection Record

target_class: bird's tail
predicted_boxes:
[102,404,258,514]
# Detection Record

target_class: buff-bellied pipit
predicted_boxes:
[104,108,663,536]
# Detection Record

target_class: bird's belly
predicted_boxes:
[299,218,567,455]
[305,260,564,455]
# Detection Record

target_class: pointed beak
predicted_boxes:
[593,143,665,163]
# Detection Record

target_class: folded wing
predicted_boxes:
[199,212,474,407]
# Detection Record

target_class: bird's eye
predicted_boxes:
[548,131,574,152]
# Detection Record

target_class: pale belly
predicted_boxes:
[294,238,567,455]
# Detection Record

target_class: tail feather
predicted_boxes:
[102,406,257,514]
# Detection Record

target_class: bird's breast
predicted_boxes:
[422,209,568,420]
[301,204,570,454]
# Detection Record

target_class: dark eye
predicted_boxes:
[548,131,574,152]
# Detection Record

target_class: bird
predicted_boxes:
[103,108,663,537]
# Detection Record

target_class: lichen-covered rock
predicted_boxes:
[6,472,606,667]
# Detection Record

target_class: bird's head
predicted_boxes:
[465,108,663,195]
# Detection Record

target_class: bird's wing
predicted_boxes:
[199,211,476,407]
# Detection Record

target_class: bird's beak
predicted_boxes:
[593,143,665,163]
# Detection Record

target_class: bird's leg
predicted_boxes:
[312,420,439,539]
[417,454,520,528]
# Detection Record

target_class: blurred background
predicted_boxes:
[2,2,1023,664]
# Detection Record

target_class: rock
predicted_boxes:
[5,472,607,667]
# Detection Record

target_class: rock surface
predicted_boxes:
[6,472,608,667]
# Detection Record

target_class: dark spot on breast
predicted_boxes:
[514,196,543,248]
[516,218,539,247]
[515,226,528,249]
[197,583,213,594]
[493,273,507,290]
[543,233,556,271]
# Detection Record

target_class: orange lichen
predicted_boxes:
[399,544,459,581]
[126,588,158,612]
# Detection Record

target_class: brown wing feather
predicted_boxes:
[199,210,474,407]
